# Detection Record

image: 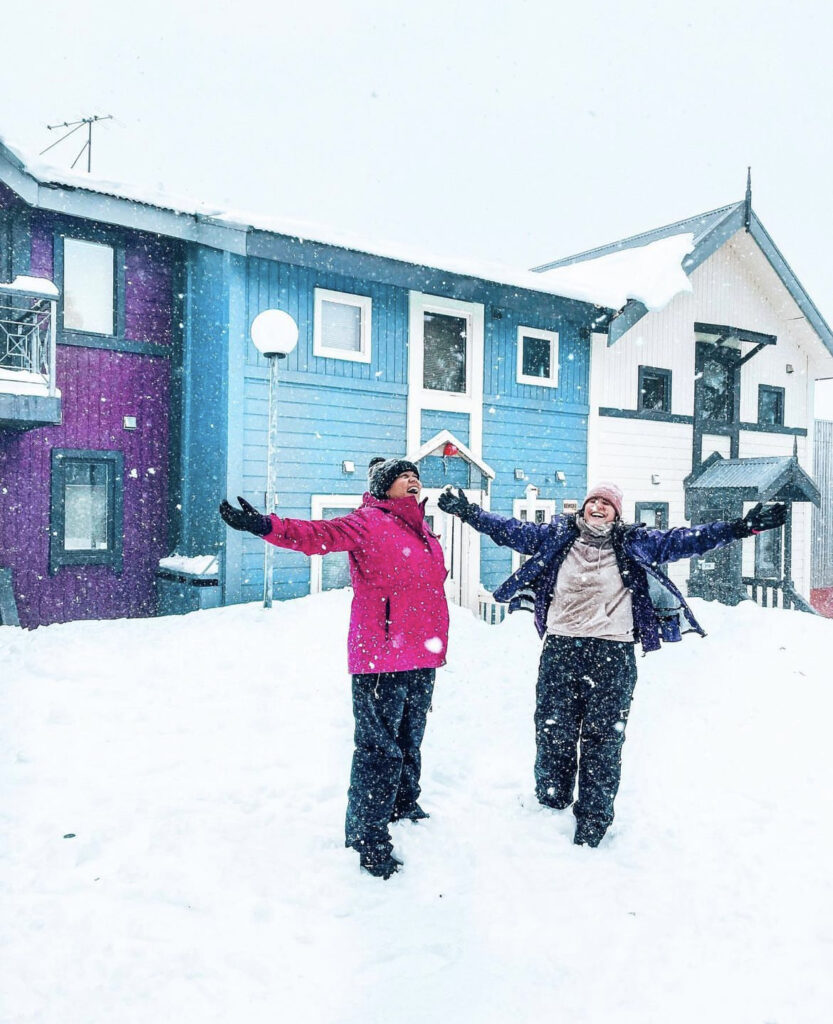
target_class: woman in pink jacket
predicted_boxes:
[220,458,448,880]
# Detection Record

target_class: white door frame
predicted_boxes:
[422,486,483,613]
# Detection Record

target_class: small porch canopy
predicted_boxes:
[684,453,821,510]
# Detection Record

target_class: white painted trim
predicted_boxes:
[407,291,485,458]
[516,325,559,388]
[587,332,606,487]
[408,429,495,479]
[511,491,556,572]
[422,485,484,613]
[309,493,362,593]
[312,287,372,363]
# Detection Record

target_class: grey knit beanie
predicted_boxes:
[367,457,420,499]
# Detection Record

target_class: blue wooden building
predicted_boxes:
[176,231,604,614]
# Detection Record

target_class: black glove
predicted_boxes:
[219,496,272,536]
[438,487,479,523]
[733,502,788,538]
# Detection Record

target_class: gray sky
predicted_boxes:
[4,0,833,412]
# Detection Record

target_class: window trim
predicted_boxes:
[309,494,362,593]
[49,449,124,575]
[637,365,672,414]
[516,326,559,388]
[757,384,785,427]
[312,287,372,363]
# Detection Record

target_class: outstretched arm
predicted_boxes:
[220,497,367,555]
[438,487,546,556]
[628,503,788,566]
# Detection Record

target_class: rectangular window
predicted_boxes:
[50,450,123,574]
[63,238,115,335]
[517,327,559,388]
[755,524,782,579]
[313,288,371,362]
[758,385,785,426]
[698,350,735,423]
[423,311,468,393]
[638,366,672,413]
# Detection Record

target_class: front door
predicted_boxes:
[423,491,472,608]
[688,502,744,604]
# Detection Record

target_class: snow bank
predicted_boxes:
[1,592,831,1023]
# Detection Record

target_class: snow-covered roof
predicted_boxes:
[0,135,696,316]
[532,233,695,313]
[686,454,821,505]
[536,198,833,356]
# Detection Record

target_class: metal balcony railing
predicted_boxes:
[0,280,58,396]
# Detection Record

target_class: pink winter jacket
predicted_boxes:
[264,493,449,674]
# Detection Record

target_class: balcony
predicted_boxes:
[0,276,62,430]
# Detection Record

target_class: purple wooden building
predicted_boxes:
[0,144,180,628]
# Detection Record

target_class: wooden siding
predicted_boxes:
[0,217,177,627]
[0,347,170,627]
[421,409,469,447]
[213,254,595,604]
[812,420,833,588]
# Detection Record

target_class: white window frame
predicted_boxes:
[63,237,116,336]
[309,494,363,593]
[511,490,556,572]
[516,326,559,388]
[407,291,485,456]
[313,288,372,363]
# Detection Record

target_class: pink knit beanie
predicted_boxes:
[581,482,623,518]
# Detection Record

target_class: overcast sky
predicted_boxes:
[3,0,833,412]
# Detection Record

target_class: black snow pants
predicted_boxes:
[535,635,637,837]
[344,668,435,853]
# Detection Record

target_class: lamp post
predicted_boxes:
[250,309,299,608]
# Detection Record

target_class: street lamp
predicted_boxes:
[250,309,299,608]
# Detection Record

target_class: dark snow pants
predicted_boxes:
[535,635,637,836]
[344,668,435,852]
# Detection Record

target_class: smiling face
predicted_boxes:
[386,471,421,500]
[582,496,617,525]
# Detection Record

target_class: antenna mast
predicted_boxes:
[41,115,113,173]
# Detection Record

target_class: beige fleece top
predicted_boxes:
[546,519,635,643]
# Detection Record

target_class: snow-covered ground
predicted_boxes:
[1,593,831,1024]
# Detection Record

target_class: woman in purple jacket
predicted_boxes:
[439,481,786,848]
[220,458,448,879]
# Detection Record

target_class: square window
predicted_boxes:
[638,366,672,413]
[758,385,784,426]
[313,288,371,362]
[63,238,115,335]
[517,327,559,388]
[423,311,468,393]
[50,450,123,574]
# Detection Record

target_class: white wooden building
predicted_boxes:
[535,187,833,609]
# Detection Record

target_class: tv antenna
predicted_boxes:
[40,115,113,173]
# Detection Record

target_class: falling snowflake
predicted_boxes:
[424,637,444,653]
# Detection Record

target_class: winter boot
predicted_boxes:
[390,802,430,823]
[359,848,403,879]
[573,820,606,848]
[538,794,573,810]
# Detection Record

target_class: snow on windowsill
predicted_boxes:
[158,554,219,578]
[0,368,59,398]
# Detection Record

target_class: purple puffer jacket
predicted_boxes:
[264,493,449,674]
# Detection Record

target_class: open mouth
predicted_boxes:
[407,485,420,494]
